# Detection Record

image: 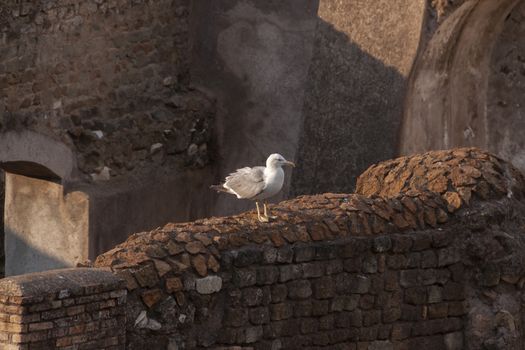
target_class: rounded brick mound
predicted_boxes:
[356,147,525,210]
[95,147,525,284]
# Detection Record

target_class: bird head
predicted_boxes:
[266,153,295,169]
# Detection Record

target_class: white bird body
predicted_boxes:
[212,153,295,222]
[256,166,285,200]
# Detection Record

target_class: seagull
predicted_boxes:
[211,153,295,222]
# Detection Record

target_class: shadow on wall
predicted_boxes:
[291,19,406,196]
[191,1,407,216]
[4,228,68,276]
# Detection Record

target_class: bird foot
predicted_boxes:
[258,216,270,223]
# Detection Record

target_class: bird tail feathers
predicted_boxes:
[210,184,229,193]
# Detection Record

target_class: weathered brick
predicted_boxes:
[438,247,461,267]
[270,303,293,321]
[312,277,335,299]
[270,284,288,303]
[391,323,412,340]
[404,287,427,305]
[312,300,330,316]
[319,314,335,330]
[383,307,401,323]
[294,246,315,262]
[326,260,344,275]
[302,262,324,278]
[233,268,257,288]
[386,255,408,270]
[391,235,412,253]
[245,325,263,343]
[373,236,392,253]
[287,280,312,300]
[224,308,248,327]
[421,251,438,268]
[279,265,302,283]
[362,255,378,273]
[242,287,265,307]
[276,246,294,263]
[412,234,433,251]
[363,310,381,326]
[428,303,448,319]
[249,307,270,325]
[400,270,419,288]
[256,266,279,285]
[300,318,319,334]
[442,282,464,301]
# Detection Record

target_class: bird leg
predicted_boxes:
[256,202,269,222]
[264,201,277,220]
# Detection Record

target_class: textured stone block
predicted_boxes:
[294,246,315,263]
[270,285,288,303]
[278,264,302,283]
[313,277,335,299]
[195,276,222,294]
[270,303,293,321]
[245,325,263,343]
[373,236,392,253]
[242,288,265,307]
[233,269,257,288]
[350,275,370,294]
[287,280,312,300]
[256,266,279,285]
[302,262,324,278]
[276,246,294,264]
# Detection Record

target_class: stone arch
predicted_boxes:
[0,130,77,181]
[400,0,522,161]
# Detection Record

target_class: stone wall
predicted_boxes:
[92,148,525,349]
[0,268,126,349]
[0,0,214,180]
[487,1,525,171]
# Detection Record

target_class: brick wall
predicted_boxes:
[0,268,126,349]
[0,0,214,179]
[93,148,525,349]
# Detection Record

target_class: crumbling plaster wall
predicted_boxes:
[93,148,525,349]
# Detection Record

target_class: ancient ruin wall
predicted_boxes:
[91,148,525,349]
[0,268,126,349]
[0,0,214,180]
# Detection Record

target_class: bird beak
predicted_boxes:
[284,161,295,168]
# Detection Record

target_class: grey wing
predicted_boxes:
[224,166,266,199]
